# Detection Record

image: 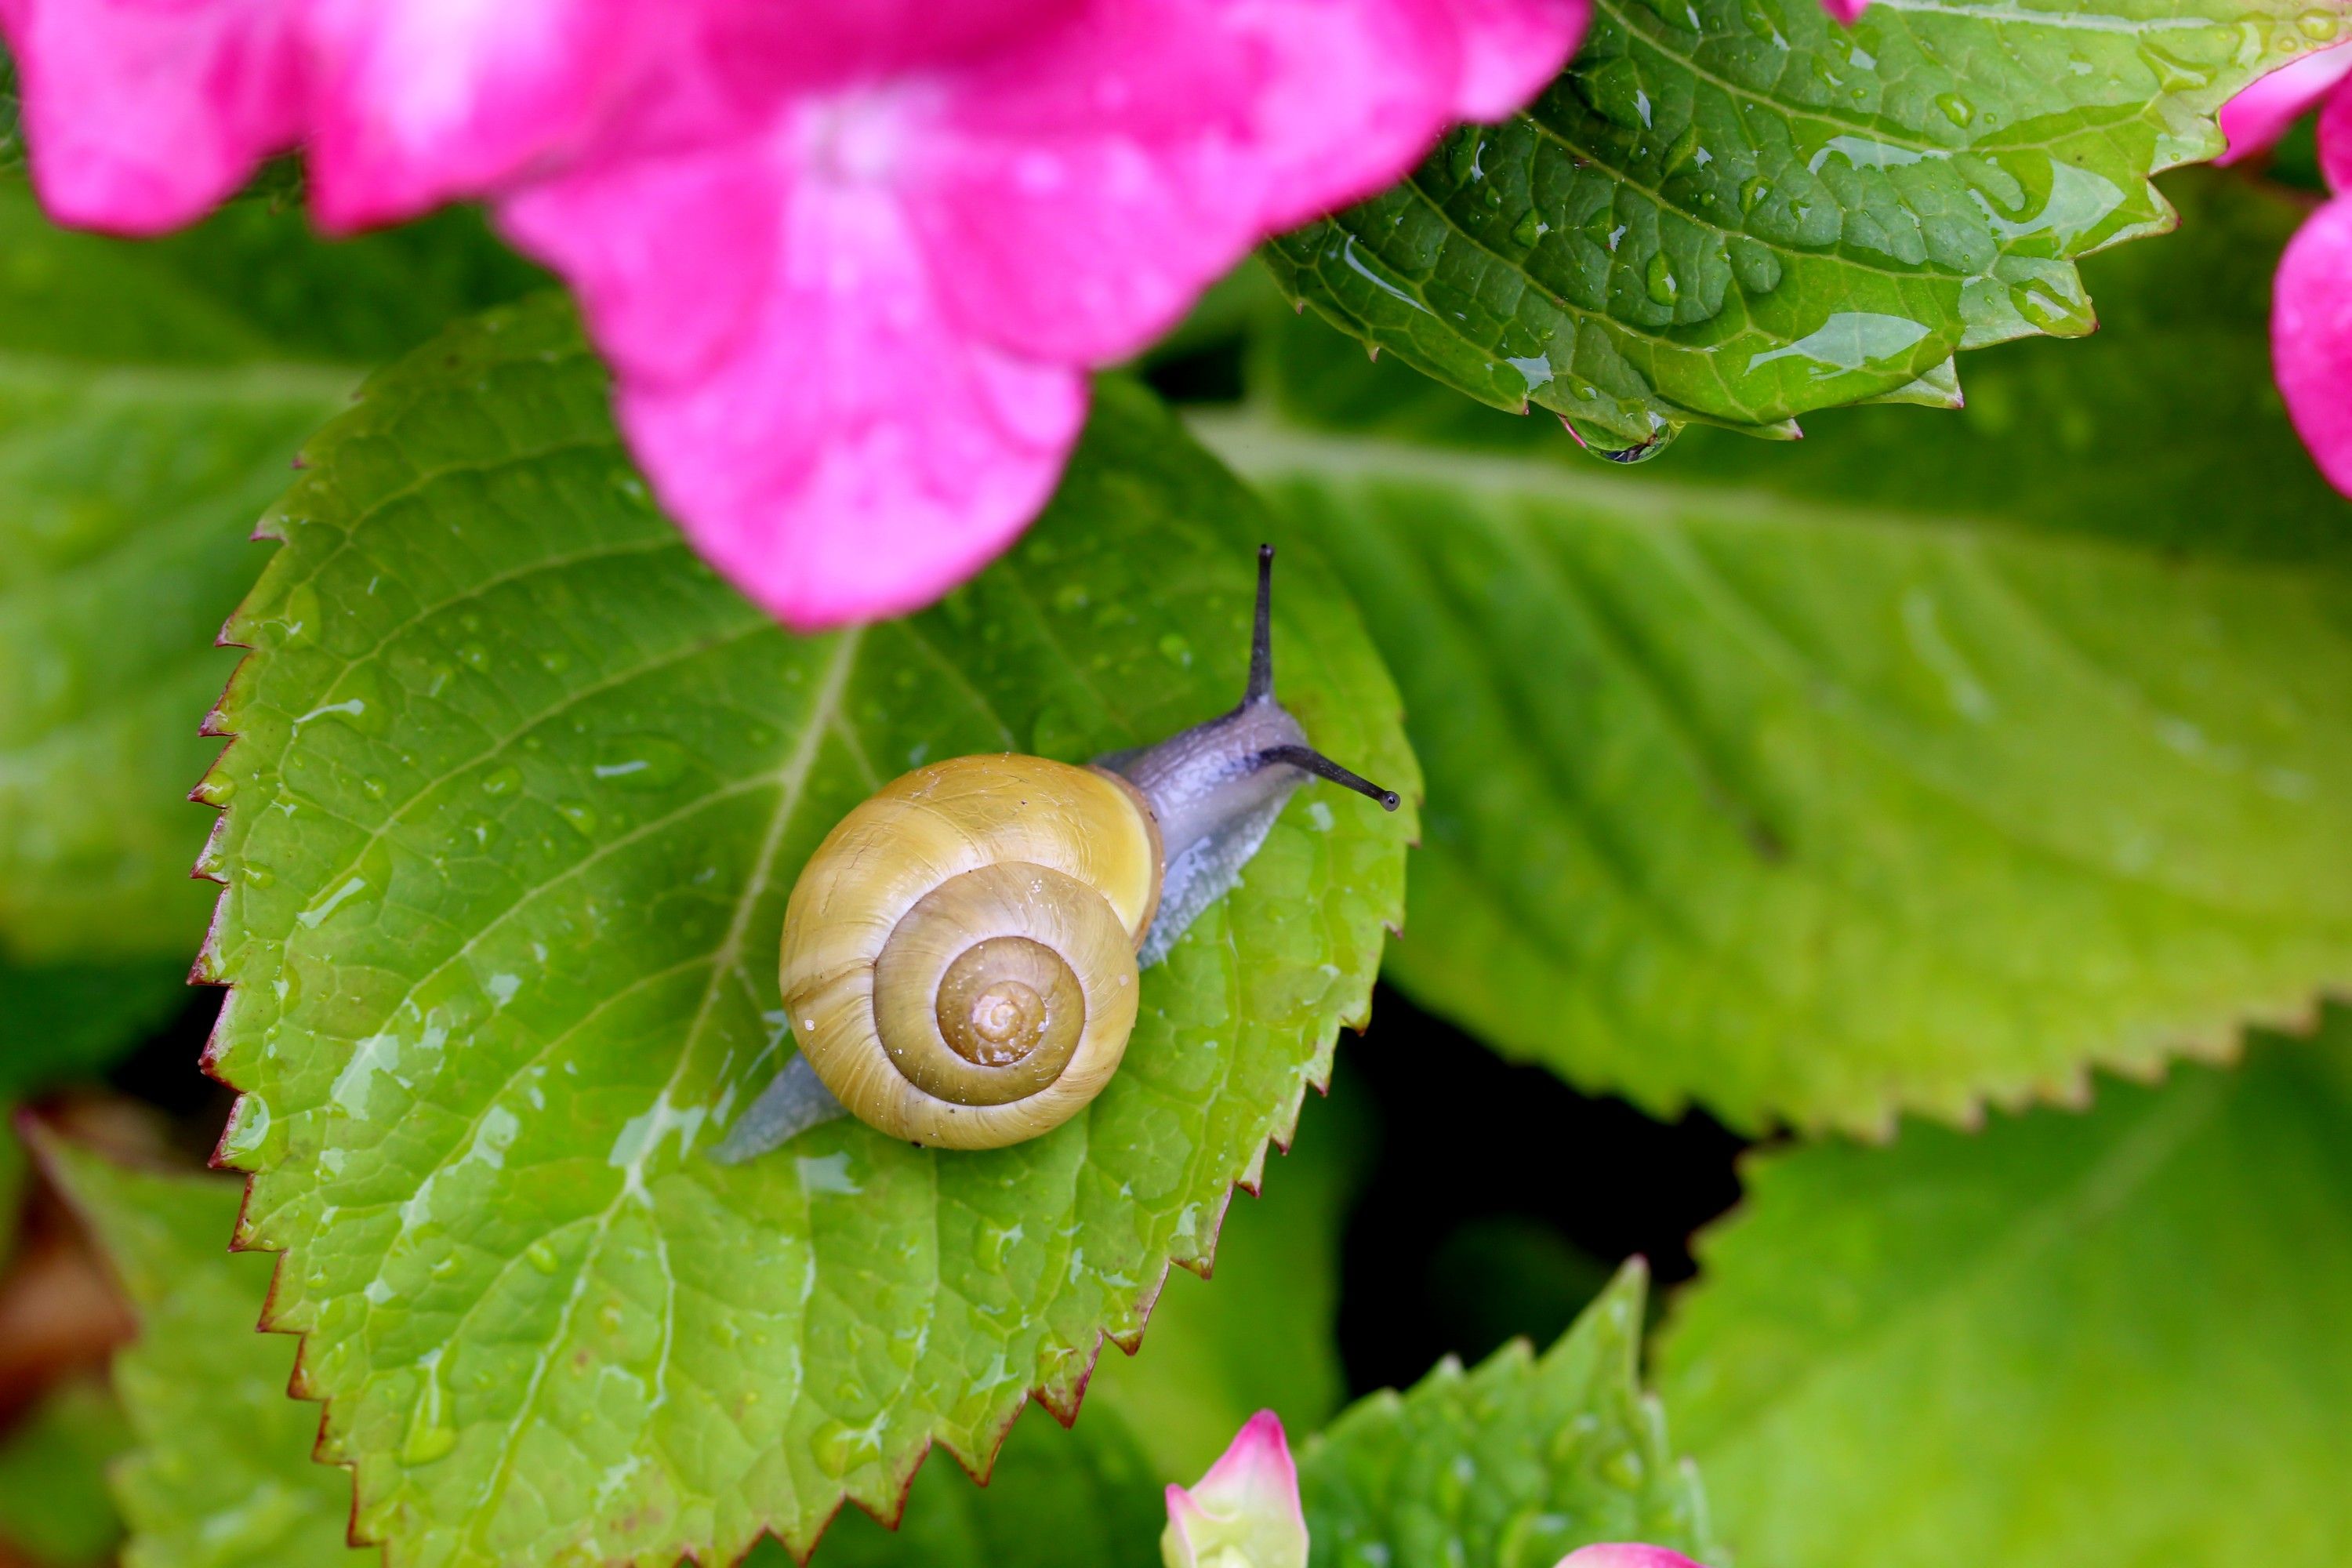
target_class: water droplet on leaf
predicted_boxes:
[1644,253,1679,306]
[2008,278,2094,335]
[592,735,694,791]
[401,1359,459,1467]
[218,1097,275,1165]
[2138,41,2212,89]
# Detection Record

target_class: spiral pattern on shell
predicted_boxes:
[778,755,1164,1149]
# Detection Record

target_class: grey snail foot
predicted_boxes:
[709,1054,851,1163]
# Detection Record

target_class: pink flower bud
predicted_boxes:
[1163,1411,1309,1568]
[1555,1545,1715,1568]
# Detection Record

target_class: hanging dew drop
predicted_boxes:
[1598,418,1680,465]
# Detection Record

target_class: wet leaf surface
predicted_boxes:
[198,307,1414,1566]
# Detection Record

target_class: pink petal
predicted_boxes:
[907,0,1584,365]
[1819,0,1868,22]
[2319,70,2352,192]
[0,0,302,234]
[1192,1409,1302,1506]
[303,0,659,231]
[1555,1548,1714,1568]
[2275,194,2352,500]
[500,140,1087,630]
[499,133,780,390]
[903,2,1312,366]
[2219,41,2352,164]
[694,0,1087,96]
[1163,1411,1309,1568]
[1446,0,1593,120]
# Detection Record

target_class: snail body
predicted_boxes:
[711,547,1397,1160]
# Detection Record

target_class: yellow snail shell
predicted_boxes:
[711,546,1398,1162]
[778,755,1164,1149]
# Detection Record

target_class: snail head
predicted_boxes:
[1106,544,1399,967]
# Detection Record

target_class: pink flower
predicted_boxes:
[0,1,1588,629]
[1820,0,1869,24]
[2219,38,2352,500]
[1554,1547,1715,1568]
[1163,1410,1308,1568]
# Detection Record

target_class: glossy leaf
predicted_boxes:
[1264,0,2328,452]
[1659,1014,2352,1568]
[1210,171,2352,1134]
[0,179,540,967]
[807,1081,1364,1567]
[1300,1262,1715,1568]
[799,1406,1163,1568]
[17,1136,1167,1568]
[1086,1075,1367,1481]
[33,1130,369,1568]
[197,304,1414,1566]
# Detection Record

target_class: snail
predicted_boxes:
[710,546,1398,1160]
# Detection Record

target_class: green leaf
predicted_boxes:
[0,180,542,966]
[1263,0,2327,452]
[1207,171,2352,1134]
[1087,1074,1368,1482]
[799,1407,1164,1568]
[197,299,1414,1566]
[800,1081,1361,1568]
[32,1130,370,1568]
[1659,1014,2352,1568]
[1301,1262,1715,1568]
[0,1377,130,1567]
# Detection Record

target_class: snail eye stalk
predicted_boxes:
[1254,744,1401,811]
[1238,545,1399,811]
[1247,543,1276,706]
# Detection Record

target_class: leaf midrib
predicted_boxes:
[452,625,864,1552]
